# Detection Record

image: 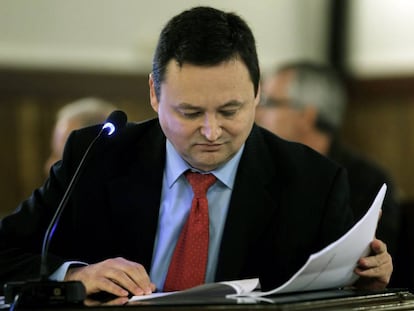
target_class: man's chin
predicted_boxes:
[189,157,224,172]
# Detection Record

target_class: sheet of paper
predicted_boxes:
[235,184,387,297]
[220,278,259,294]
[129,278,259,302]
[130,292,175,302]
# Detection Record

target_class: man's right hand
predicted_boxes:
[64,257,156,297]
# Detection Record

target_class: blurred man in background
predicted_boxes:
[44,97,116,175]
[256,61,400,258]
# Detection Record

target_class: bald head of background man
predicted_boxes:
[44,97,116,175]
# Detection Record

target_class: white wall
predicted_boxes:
[346,0,414,77]
[0,0,330,74]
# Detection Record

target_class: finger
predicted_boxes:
[370,238,387,254]
[359,247,391,270]
[103,258,153,295]
[358,252,388,270]
[103,269,145,296]
[354,267,391,286]
[355,263,386,276]
[354,255,393,282]
[119,262,154,294]
[93,275,131,297]
[357,239,388,269]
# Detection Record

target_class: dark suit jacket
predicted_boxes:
[0,119,353,292]
[329,140,400,257]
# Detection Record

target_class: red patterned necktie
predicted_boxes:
[163,171,217,292]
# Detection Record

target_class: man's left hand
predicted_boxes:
[354,238,393,290]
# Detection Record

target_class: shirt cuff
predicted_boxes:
[49,261,87,281]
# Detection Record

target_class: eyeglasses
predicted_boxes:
[259,96,302,109]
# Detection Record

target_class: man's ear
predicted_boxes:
[254,83,261,107]
[302,105,318,128]
[149,73,159,113]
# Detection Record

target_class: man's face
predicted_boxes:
[255,70,306,142]
[149,59,259,172]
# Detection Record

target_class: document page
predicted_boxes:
[235,184,387,298]
[130,278,259,302]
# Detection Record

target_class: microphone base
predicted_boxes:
[4,280,86,306]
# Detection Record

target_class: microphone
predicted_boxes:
[4,110,128,307]
[40,110,127,278]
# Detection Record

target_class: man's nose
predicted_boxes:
[200,116,222,141]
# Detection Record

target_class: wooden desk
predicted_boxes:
[2,289,414,310]
[128,289,414,310]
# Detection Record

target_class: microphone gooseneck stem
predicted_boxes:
[39,128,105,279]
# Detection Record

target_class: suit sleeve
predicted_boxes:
[0,129,89,292]
[258,165,354,291]
[318,166,354,247]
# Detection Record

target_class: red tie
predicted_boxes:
[163,171,217,292]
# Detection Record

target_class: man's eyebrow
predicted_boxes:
[220,100,244,108]
[177,102,200,109]
[177,100,244,109]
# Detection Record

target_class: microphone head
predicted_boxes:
[102,110,127,136]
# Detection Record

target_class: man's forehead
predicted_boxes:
[265,70,295,97]
[162,59,251,85]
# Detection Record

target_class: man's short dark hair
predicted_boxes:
[152,6,260,100]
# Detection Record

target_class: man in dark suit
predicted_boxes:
[255,61,400,257]
[0,6,392,302]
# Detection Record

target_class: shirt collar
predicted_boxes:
[165,140,244,190]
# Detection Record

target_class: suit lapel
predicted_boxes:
[216,125,281,281]
[105,121,166,269]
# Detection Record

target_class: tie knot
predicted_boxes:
[185,171,216,198]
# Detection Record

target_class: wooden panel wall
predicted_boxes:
[0,69,157,218]
[342,77,414,202]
